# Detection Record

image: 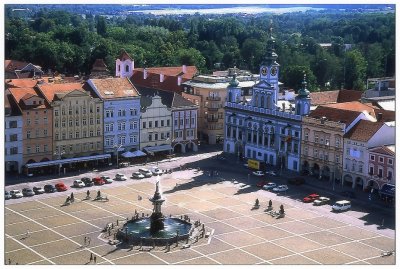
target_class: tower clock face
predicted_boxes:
[271,67,278,77]
[261,67,268,76]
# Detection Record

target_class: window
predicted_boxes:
[62,119,66,127]
[90,118,94,125]
[118,136,126,145]
[314,135,318,143]
[149,121,152,128]
[336,155,340,163]
[369,167,374,175]
[9,134,17,142]
[148,134,152,141]
[90,130,94,137]
[76,119,79,126]
[43,117,48,124]
[167,120,170,126]
[69,132,73,139]
[55,133,59,140]
[161,120,164,127]
[26,131,31,139]
[185,118,189,125]
[10,147,18,155]
[9,121,17,128]
[351,162,355,171]
[388,170,393,180]
[133,121,138,129]
[161,133,165,140]
[180,119,183,126]
[69,119,73,127]
[76,131,80,138]
[36,145,40,153]
[379,157,384,163]
[155,121,158,127]
[358,164,363,173]
[304,132,309,141]
[155,133,158,140]
[97,129,100,136]
[370,155,375,161]
[27,146,31,154]
[346,148,350,155]
[143,122,146,129]
[106,110,114,118]
[314,149,318,157]
[105,124,110,132]
[83,130,87,137]
[191,118,195,125]
[83,107,86,114]
[55,109,59,116]
[118,122,126,131]
[96,118,100,124]
[96,106,100,113]
[335,138,340,147]
[27,118,31,125]
[378,168,383,177]
[166,132,170,138]
[83,118,87,125]
[105,138,111,146]
[388,159,393,165]
[69,107,72,115]
[62,133,66,140]
[293,143,298,154]
[175,119,178,126]
[35,130,39,137]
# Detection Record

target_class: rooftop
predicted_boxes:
[308,106,363,127]
[37,83,86,102]
[89,77,139,99]
[344,120,384,142]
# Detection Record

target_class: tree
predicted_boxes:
[96,15,107,37]
[344,49,367,90]
[281,65,317,92]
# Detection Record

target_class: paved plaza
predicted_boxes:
[4,163,396,265]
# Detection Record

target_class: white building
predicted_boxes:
[4,90,23,174]
[87,77,141,156]
[343,120,395,189]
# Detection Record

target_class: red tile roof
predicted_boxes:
[6,78,39,88]
[136,65,198,80]
[344,120,384,141]
[8,87,48,109]
[118,49,133,61]
[131,70,186,93]
[323,101,377,116]
[369,145,395,156]
[309,90,362,106]
[37,83,86,102]
[5,59,29,72]
[88,78,139,99]
[308,106,362,127]
[92,59,108,71]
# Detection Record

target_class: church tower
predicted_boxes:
[295,74,311,116]
[115,49,134,78]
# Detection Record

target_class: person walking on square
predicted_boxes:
[84,236,87,245]
[86,190,90,199]
[94,256,97,264]
[90,253,93,263]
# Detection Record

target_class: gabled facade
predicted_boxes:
[8,87,53,171]
[223,28,309,172]
[87,78,141,156]
[343,120,395,189]
[368,145,395,190]
[4,90,23,174]
[37,83,104,159]
[115,49,134,78]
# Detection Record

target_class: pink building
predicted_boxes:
[367,145,395,190]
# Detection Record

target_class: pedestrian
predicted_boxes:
[116,219,119,226]
[86,190,90,198]
[26,229,30,238]
[8,258,11,265]
[70,192,74,202]
[90,253,93,263]
[381,218,385,227]
[88,237,91,245]
[84,236,87,245]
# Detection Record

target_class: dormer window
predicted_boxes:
[33,101,36,105]
[125,65,129,72]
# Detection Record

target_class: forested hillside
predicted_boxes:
[5,8,395,91]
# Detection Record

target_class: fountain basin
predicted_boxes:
[117,217,193,245]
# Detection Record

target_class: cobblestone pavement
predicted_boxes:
[4,147,395,265]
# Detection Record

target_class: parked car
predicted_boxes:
[139,168,153,178]
[10,190,23,199]
[22,188,35,197]
[288,177,305,185]
[256,180,268,187]
[44,184,57,193]
[266,171,278,177]
[5,191,12,200]
[132,172,145,179]
[101,176,113,184]
[151,167,163,176]
[332,200,351,212]
[303,193,320,203]
[55,183,68,192]
[272,185,289,192]
[73,179,85,188]
[115,173,128,181]
[81,177,94,187]
[252,170,265,177]
[263,182,277,191]
[33,186,45,195]
[92,177,105,185]
[313,197,331,206]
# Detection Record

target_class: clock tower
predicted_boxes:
[259,22,279,91]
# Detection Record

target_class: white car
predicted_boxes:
[151,167,163,176]
[332,200,351,212]
[262,182,277,190]
[101,176,113,184]
[139,168,153,178]
[115,173,128,181]
[73,179,85,188]
[252,171,265,177]
[132,171,145,179]
[266,171,278,176]
[272,185,289,192]
[10,190,23,199]
[313,197,331,206]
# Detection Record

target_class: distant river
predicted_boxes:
[127,6,325,16]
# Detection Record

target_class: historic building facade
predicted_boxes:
[87,77,141,156]
[367,145,395,190]
[223,29,310,172]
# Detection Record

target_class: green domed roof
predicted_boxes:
[229,72,239,87]
[298,74,310,98]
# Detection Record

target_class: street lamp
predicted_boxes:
[114,144,123,168]
[54,150,66,176]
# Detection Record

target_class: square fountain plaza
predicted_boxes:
[4,171,395,265]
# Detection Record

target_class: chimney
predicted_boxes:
[143,68,148,79]
[321,116,327,124]
[377,112,383,121]
[160,73,164,83]
[182,65,187,74]
[178,76,182,86]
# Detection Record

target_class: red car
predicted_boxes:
[55,183,68,192]
[256,180,268,187]
[92,177,105,185]
[303,193,320,203]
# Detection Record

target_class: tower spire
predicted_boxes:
[263,19,278,66]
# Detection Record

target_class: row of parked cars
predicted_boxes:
[5,166,164,200]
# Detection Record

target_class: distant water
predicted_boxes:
[127,6,325,16]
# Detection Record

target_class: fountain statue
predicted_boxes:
[149,181,166,233]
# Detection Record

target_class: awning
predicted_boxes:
[380,184,395,197]
[144,144,173,153]
[122,150,146,158]
[25,154,111,169]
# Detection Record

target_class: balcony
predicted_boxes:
[207,117,219,122]
[206,96,221,101]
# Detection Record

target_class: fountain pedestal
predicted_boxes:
[149,181,165,233]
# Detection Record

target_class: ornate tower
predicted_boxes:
[257,20,279,110]
[227,71,242,103]
[115,49,134,78]
[295,74,311,116]
[149,181,165,233]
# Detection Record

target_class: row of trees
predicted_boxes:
[5,8,395,92]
